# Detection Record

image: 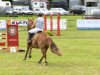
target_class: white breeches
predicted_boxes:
[28,28,43,33]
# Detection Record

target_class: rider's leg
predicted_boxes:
[28,28,42,44]
[28,28,36,44]
[28,32,35,44]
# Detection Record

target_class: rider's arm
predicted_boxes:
[31,20,36,28]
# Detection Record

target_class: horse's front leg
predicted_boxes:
[29,47,32,58]
[23,43,30,60]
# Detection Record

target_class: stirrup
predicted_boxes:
[28,40,32,45]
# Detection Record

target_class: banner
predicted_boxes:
[0,19,28,30]
[77,19,100,29]
[0,20,6,30]
[6,20,19,52]
[11,19,28,26]
[7,24,19,46]
[46,19,67,30]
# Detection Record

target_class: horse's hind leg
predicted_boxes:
[38,47,48,65]
[44,52,48,65]
[38,55,44,64]
[44,47,48,65]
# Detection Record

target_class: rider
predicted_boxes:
[28,13,44,43]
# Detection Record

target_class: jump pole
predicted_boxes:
[44,14,53,31]
[50,13,53,31]
[57,13,61,36]
[44,13,61,36]
[0,33,7,50]
[44,14,47,31]
[0,33,6,39]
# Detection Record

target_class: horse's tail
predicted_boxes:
[47,37,62,56]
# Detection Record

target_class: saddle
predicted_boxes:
[31,31,42,40]
[36,31,42,34]
[28,31,43,45]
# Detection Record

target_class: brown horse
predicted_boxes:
[24,19,62,65]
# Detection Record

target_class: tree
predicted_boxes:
[2,0,12,3]
[48,0,53,3]
[66,0,69,8]
[81,0,84,5]
[48,0,53,8]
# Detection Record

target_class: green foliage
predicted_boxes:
[44,30,53,36]
[48,0,53,3]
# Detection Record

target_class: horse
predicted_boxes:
[23,18,62,65]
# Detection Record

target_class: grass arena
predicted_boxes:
[0,15,100,75]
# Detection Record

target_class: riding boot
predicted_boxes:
[28,32,35,44]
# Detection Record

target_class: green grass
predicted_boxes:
[0,15,100,75]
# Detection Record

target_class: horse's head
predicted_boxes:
[27,18,34,31]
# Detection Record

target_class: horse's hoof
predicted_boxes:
[23,58,26,60]
[43,63,48,66]
[23,59,26,60]
[38,62,41,64]
[29,56,32,58]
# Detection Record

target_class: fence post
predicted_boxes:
[57,13,60,36]
[50,13,53,31]
[44,14,47,31]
